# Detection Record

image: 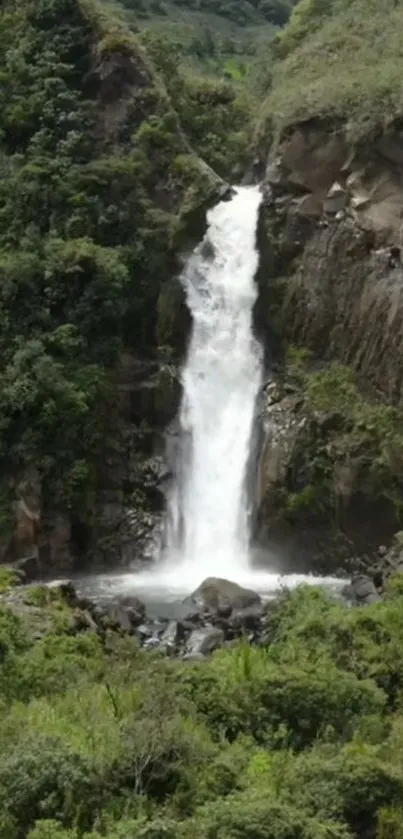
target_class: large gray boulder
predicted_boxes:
[342,575,381,605]
[186,626,224,656]
[186,577,261,616]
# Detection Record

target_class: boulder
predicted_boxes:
[14,555,39,583]
[46,579,79,607]
[117,595,146,627]
[70,609,99,634]
[186,626,224,656]
[186,577,261,616]
[183,651,206,662]
[99,598,147,633]
[135,623,154,640]
[229,603,265,632]
[101,604,133,633]
[324,182,348,214]
[161,620,181,649]
[343,575,381,605]
[143,636,162,650]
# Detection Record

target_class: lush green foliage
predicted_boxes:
[141,32,253,177]
[258,0,403,142]
[117,0,297,72]
[2,583,403,836]
[283,351,403,525]
[0,0,228,537]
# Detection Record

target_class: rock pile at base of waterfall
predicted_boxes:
[342,539,403,605]
[0,576,270,655]
[4,563,403,655]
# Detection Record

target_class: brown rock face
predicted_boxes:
[260,120,403,402]
[254,379,398,573]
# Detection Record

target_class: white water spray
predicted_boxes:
[165,186,263,581]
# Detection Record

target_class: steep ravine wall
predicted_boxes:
[259,120,403,399]
[254,119,403,571]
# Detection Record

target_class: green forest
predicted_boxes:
[2,577,403,839]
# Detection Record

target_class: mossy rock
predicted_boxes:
[156,277,191,358]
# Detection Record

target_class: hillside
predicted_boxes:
[116,0,294,78]
[259,0,403,143]
[255,0,403,565]
[0,0,231,573]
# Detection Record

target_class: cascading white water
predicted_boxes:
[165,185,263,581]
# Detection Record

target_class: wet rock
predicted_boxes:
[183,651,206,662]
[179,618,202,634]
[143,636,161,650]
[102,604,133,633]
[229,604,265,632]
[324,182,347,214]
[186,577,261,616]
[14,555,39,583]
[46,579,78,607]
[75,594,95,612]
[175,602,203,624]
[161,620,180,649]
[117,595,145,627]
[70,609,99,634]
[136,623,154,640]
[343,575,381,605]
[186,626,224,656]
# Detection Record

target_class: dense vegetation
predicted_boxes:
[1,579,403,837]
[282,352,403,526]
[140,32,253,177]
[115,0,298,80]
[0,0,251,551]
[258,0,403,143]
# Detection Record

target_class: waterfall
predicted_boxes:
[73,186,345,604]
[163,186,263,584]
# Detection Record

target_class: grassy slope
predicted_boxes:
[113,0,284,80]
[260,0,403,142]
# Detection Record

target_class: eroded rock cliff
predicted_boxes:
[256,119,403,566]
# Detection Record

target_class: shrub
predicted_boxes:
[183,636,385,747]
[0,568,20,593]
[188,790,352,839]
[0,737,100,836]
[27,821,79,839]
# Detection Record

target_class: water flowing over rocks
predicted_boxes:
[3,565,403,658]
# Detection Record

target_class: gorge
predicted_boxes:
[4,1,403,838]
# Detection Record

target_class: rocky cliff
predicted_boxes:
[250,0,403,569]
[255,120,403,569]
[260,120,403,399]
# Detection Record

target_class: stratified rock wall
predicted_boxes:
[259,119,403,401]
